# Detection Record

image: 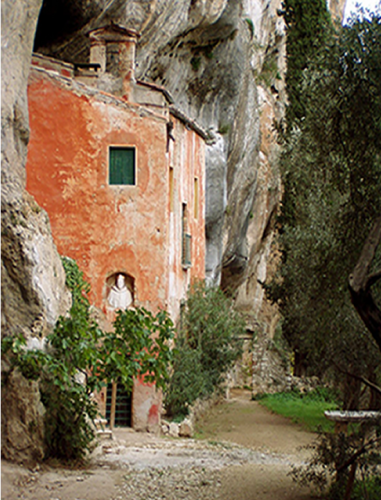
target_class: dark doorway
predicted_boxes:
[105,383,132,427]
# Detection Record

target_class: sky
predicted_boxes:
[344,0,381,21]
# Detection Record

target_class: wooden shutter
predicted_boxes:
[109,147,135,185]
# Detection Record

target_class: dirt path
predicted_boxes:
[2,390,318,500]
[194,389,318,500]
[196,389,314,454]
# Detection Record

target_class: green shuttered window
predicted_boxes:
[109,147,136,185]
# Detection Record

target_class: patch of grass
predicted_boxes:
[172,415,185,423]
[256,52,280,88]
[207,440,220,447]
[193,431,204,439]
[257,388,339,433]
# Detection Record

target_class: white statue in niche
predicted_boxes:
[108,274,132,310]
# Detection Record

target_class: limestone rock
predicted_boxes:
[1,369,45,463]
[1,0,70,463]
[179,418,194,438]
[1,201,68,464]
[161,420,170,435]
[328,0,347,21]
[168,422,180,437]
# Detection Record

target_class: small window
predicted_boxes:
[194,177,199,219]
[109,147,135,185]
[169,167,174,212]
[106,43,120,77]
[182,203,191,269]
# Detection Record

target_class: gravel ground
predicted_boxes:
[2,391,317,500]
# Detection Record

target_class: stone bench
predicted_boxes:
[324,410,381,434]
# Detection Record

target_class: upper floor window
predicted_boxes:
[194,177,199,219]
[109,146,136,185]
[182,203,191,269]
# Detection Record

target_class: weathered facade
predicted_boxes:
[26,25,207,431]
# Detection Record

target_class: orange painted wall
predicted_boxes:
[26,64,205,319]
[26,68,205,316]
[26,62,205,430]
[166,120,205,320]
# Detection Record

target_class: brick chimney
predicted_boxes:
[89,23,140,94]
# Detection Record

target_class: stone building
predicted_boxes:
[26,24,207,432]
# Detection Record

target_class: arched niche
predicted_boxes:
[105,272,134,310]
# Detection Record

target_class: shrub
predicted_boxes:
[292,425,381,499]
[2,257,174,462]
[165,281,245,418]
[164,342,207,420]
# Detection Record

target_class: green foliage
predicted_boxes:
[244,18,255,39]
[258,388,339,432]
[164,343,207,419]
[279,0,332,124]
[257,51,280,87]
[190,56,201,71]
[292,425,381,499]
[40,257,104,460]
[267,7,381,399]
[99,307,174,394]
[165,281,245,419]
[351,476,381,500]
[2,257,174,462]
[217,123,231,135]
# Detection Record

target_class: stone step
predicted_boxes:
[94,418,108,428]
[96,429,113,439]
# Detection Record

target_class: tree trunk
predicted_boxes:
[349,215,381,352]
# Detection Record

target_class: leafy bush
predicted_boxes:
[165,281,245,419]
[164,342,207,419]
[99,306,174,393]
[292,425,381,499]
[2,257,174,462]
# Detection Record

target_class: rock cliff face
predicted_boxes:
[1,0,345,461]
[1,0,70,462]
[30,0,348,309]
[33,0,286,314]
[328,0,346,21]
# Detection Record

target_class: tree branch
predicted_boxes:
[349,215,381,292]
[349,215,381,352]
[366,270,381,289]
[333,361,381,396]
[337,436,381,473]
